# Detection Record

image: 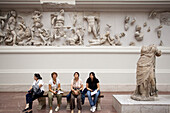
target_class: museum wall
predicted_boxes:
[0,0,170,92]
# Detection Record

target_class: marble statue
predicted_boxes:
[88,31,114,45]
[160,12,170,26]
[32,11,43,29]
[143,22,147,27]
[51,9,70,40]
[73,14,77,27]
[130,17,136,25]
[129,41,135,46]
[131,45,162,101]
[84,15,100,39]
[16,16,32,45]
[135,25,144,41]
[159,40,163,46]
[0,13,8,44]
[147,27,151,32]
[0,12,8,30]
[51,9,65,28]
[124,16,130,31]
[156,25,162,38]
[149,10,157,19]
[114,33,125,46]
[66,27,85,45]
[52,27,67,40]
[5,10,17,46]
[32,10,50,46]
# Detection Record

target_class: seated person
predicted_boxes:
[86,72,100,112]
[70,72,83,113]
[22,73,44,113]
[48,72,62,113]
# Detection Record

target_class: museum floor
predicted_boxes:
[0,92,170,113]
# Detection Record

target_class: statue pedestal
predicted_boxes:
[112,95,170,113]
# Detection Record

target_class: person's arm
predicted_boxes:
[71,80,75,92]
[97,83,100,91]
[57,83,61,90]
[39,84,43,88]
[28,86,32,93]
[29,86,32,90]
[49,84,56,94]
[86,83,93,92]
[79,81,83,91]
[38,80,43,89]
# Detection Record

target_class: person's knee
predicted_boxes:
[71,96,74,101]
[87,91,91,97]
[96,90,100,96]
[77,95,81,100]
[87,91,91,95]
[77,96,81,103]
[57,95,62,102]
[48,95,53,100]
[26,93,29,97]
[58,94,62,98]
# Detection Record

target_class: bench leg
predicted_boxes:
[96,97,101,111]
[37,97,46,110]
[66,99,70,110]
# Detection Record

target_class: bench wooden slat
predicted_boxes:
[41,92,104,98]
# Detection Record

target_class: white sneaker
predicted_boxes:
[49,109,53,113]
[78,110,81,113]
[55,106,60,112]
[90,107,93,111]
[92,106,96,112]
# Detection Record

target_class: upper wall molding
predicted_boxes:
[0,0,170,12]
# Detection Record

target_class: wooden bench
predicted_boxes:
[37,92,104,110]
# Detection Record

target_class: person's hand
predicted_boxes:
[28,90,32,93]
[74,90,78,95]
[53,91,57,94]
[89,89,93,92]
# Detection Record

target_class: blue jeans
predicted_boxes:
[87,90,100,107]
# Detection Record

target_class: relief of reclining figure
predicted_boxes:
[88,31,114,45]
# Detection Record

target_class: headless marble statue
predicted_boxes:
[131,45,162,101]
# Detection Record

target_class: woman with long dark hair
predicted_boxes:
[86,72,100,112]
[22,73,44,113]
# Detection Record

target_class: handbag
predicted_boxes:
[72,88,81,95]
[32,80,42,96]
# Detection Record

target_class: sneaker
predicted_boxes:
[49,109,53,113]
[22,108,29,112]
[78,110,81,113]
[90,107,93,111]
[71,110,74,113]
[55,106,60,112]
[92,106,96,112]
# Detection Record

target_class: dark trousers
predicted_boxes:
[67,88,87,105]
[26,91,44,109]
[70,93,82,110]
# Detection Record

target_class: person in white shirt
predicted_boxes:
[70,72,83,113]
[48,72,62,113]
[22,73,44,113]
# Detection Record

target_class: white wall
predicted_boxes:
[0,1,170,92]
[0,46,169,92]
